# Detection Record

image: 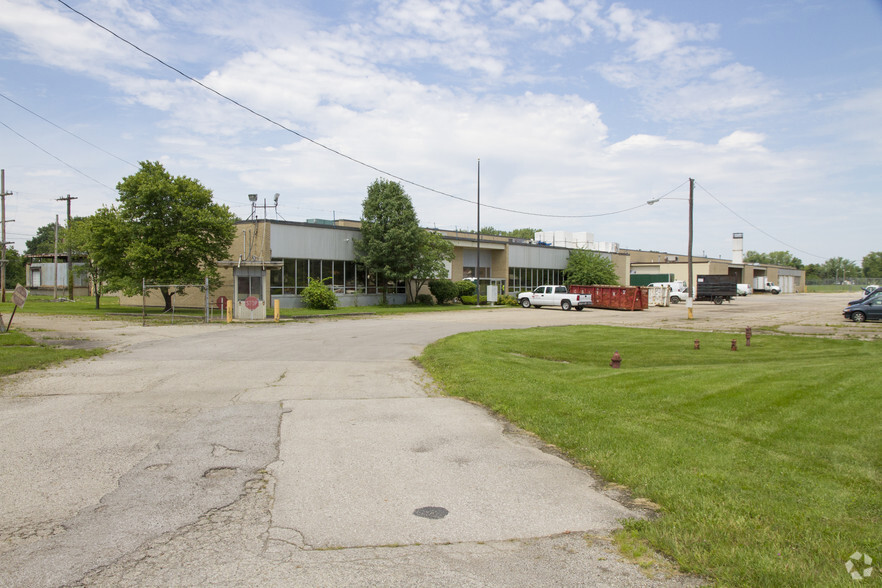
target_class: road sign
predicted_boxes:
[12,284,28,308]
[216,295,228,310]
[244,296,259,310]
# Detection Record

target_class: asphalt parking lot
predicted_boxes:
[0,292,877,587]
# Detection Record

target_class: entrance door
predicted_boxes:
[235,268,266,319]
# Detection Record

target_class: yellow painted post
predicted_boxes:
[226,299,233,323]
[274,299,280,322]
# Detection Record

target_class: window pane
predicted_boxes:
[308,259,322,282]
[296,259,308,293]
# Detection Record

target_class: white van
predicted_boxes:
[647,281,688,303]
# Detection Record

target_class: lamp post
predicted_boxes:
[647,177,695,319]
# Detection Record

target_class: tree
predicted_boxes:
[354,179,425,301]
[407,231,454,302]
[2,247,26,289]
[66,216,108,309]
[862,252,882,278]
[822,257,860,283]
[743,250,803,268]
[25,222,62,255]
[563,250,618,286]
[90,161,237,311]
[476,227,541,240]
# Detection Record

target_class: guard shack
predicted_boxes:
[217,259,282,320]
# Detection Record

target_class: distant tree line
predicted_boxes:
[744,250,882,282]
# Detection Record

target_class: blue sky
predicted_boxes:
[1,0,880,264]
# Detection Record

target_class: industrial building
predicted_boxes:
[124,219,803,319]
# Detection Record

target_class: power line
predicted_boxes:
[55,0,666,220]
[695,181,824,260]
[0,92,138,169]
[0,120,117,191]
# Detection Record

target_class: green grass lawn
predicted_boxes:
[420,326,882,587]
[0,295,495,321]
[0,330,105,377]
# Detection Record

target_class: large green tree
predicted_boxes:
[563,250,619,286]
[90,161,237,311]
[407,230,454,302]
[862,251,882,278]
[354,179,424,299]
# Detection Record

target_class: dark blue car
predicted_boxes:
[843,296,882,322]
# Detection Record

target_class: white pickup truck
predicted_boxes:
[517,285,592,311]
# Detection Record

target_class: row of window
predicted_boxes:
[268,259,562,297]
[269,258,406,295]
[508,267,564,293]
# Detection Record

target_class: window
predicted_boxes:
[269,257,397,295]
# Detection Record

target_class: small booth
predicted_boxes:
[217,259,283,320]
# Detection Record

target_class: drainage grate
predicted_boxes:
[412,506,449,519]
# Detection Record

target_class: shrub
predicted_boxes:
[460,295,488,305]
[429,279,459,304]
[301,277,338,310]
[497,294,519,306]
[415,293,435,305]
[455,280,476,299]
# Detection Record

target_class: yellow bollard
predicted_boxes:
[226,299,233,323]
[274,299,280,322]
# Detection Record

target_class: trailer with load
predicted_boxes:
[696,275,737,304]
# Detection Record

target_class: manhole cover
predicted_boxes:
[413,506,448,519]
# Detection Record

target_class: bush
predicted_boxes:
[301,277,338,310]
[415,293,435,305]
[455,280,476,299]
[460,295,488,305]
[497,294,519,306]
[429,279,459,304]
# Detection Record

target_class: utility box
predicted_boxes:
[486,285,498,303]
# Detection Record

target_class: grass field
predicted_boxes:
[420,326,882,587]
[0,329,105,377]
[0,295,488,321]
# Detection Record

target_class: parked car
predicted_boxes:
[843,296,882,322]
[736,283,752,296]
[849,288,882,306]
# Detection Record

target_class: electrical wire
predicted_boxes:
[55,0,667,220]
[0,92,138,169]
[0,120,117,191]
[695,181,824,260]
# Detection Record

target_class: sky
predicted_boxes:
[1,0,881,265]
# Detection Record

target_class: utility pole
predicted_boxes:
[56,194,77,300]
[687,178,694,320]
[1,169,14,303]
[476,158,481,307]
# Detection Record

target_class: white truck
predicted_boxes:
[752,278,781,294]
[517,285,592,311]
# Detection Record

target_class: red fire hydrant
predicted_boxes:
[745,326,752,347]
[731,339,738,351]
[694,340,700,350]
[610,351,622,369]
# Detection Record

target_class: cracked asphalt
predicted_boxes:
[0,293,865,586]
